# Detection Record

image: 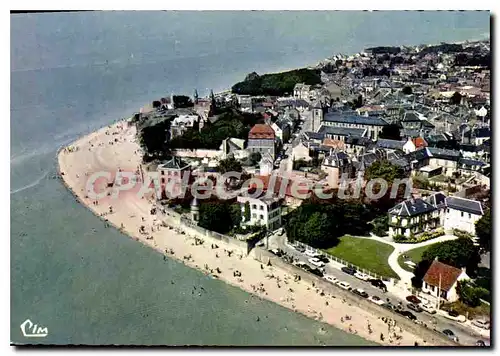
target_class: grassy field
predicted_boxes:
[324,235,398,279]
[397,245,431,272]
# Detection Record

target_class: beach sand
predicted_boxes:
[57,120,433,346]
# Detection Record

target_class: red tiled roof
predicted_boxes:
[413,137,428,148]
[249,124,275,139]
[423,260,463,292]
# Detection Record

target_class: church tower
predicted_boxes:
[312,101,323,132]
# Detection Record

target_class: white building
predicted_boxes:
[422,259,469,304]
[443,196,484,235]
[402,137,417,154]
[170,114,200,138]
[237,195,282,231]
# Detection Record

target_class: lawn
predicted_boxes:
[397,245,431,272]
[324,235,398,279]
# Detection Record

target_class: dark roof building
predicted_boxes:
[427,147,461,161]
[376,139,406,151]
[427,192,447,209]
[445,196,484,216]
[158,156,190,171]
[323,113,388,126]
[388,198,436,217]
[318,126,367,138]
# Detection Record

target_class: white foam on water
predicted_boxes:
[10,170,50,195]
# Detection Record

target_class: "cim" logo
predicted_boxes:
[20,319,48,338]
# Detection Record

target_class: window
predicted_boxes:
[260,215,264,220]
[461,211,464,217]
[252,213,256,219]
[161,178,165,184]
[252,204,257,209]
[259,205,264,211]
[430,285,435,292]
[469,213,471,219]
[161,170,165,175]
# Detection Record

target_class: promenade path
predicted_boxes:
[359,233,460,283]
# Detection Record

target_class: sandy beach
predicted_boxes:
[57,120,438,346]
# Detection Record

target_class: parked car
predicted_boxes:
[310,268,324,278]
[475,340,489,347]
[420,303,437,314]
[383,302,397,311]
[354,271,370,281]
[270,249,285,257]
[368,295,385,306]
[293,261,308,268]
[406,295,421,304]
[305,250,320,258]
[407,303,423,313]
[256,240,265,247]
[316,255,330,263]
[337,281,351,290]
[472,319,490,330]
[400,310,417,321]
[341,266,357,275]
[352,288,369,298]
[295,245,306,253]
[308,258,325,268]
[442,329,459,342]
[369,279,388,292]
[442,310,466,323]
[323,274,338,284]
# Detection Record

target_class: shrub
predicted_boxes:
[393,229,444,243]
[453,229,474,239]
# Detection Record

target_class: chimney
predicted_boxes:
[434,256,439,262]
[461,267,467,274]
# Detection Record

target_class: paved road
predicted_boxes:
[277,110,312,174]
[266,232,487,346]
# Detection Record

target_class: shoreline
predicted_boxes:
[57,120,452,346]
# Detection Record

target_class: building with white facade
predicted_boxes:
[237,195,282,231]
[443,196,484,234]
[422,259,469,304]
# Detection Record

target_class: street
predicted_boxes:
[266,232,488,346]
[278,109,313,174]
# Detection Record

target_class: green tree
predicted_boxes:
[402,86,413,95]
[250,152,262,165]
[371,215,388,236]
[173,95,194,108]
[411,259,432,289]
[217,156,243,175]
[302,212,334,248]
[198,201,234,234]
[456,280,489,307]
[364,159,407,183]
[230,203,242,229]
[475,209,491,251]
[243,201,251,223]
[422,238,481,276]
[379,123,402,140]
[450,91,463,105]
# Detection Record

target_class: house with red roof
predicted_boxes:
[422,259,469,303]
[247,124,276,160]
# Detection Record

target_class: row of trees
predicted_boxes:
[231,69,322,97]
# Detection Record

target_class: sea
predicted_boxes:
[10,11,489,345]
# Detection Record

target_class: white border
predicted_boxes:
[4,4,497,356]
